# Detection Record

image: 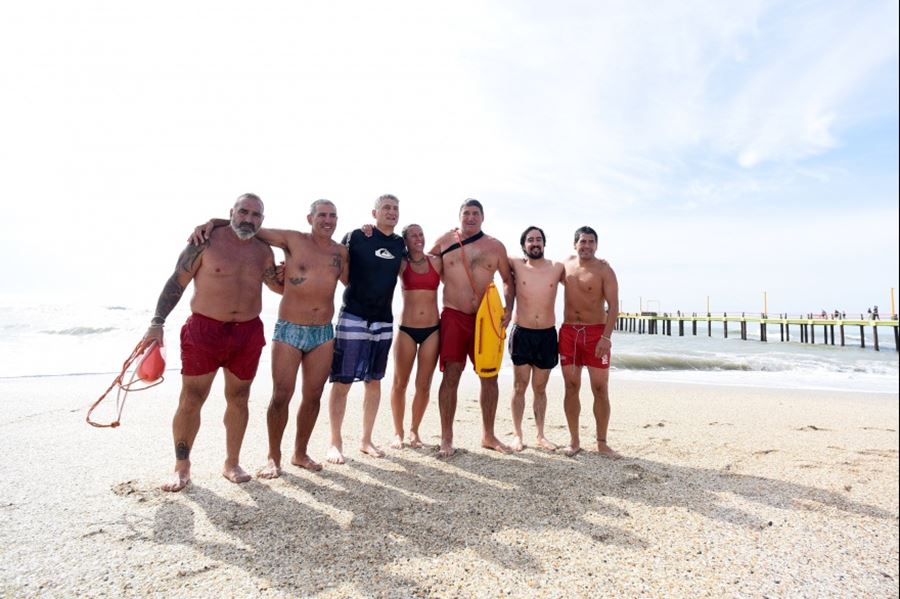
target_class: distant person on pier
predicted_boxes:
[560,226,620,458]
[873,306,880,320]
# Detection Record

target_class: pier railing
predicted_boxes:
[615,312,900,352]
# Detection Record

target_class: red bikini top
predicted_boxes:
[401,257,440,291]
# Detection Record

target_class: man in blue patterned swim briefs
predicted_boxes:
[193,200,348,475]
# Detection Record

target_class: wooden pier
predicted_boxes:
[615,312,900,352]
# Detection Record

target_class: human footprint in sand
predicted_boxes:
[429,199,515,458]
[327,195,405,464]
[507,226,565,452]
[560,226,620,458]
[146,193,282,492]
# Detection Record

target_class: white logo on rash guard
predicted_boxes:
[375,249,396,259]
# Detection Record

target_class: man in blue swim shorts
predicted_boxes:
[327,194,405,464]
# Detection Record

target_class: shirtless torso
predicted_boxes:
[189,227,276,322]
[563,256,616,325]
[262,231,348,325]
[560,230,620,458]
[432,230,512,316]
[509,257,565,328]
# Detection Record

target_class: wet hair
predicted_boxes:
[401,223,422,240]
[573,226,598,244]
[375,194,399,209]
[234,193,263,211]
[309,199,335,216]
[520,226,546,251]
[459,198,484,216]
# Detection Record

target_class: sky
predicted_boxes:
[1,0,898,316]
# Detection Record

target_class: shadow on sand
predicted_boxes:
[147,449,893,596]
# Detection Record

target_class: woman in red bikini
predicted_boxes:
[389,224,443,449]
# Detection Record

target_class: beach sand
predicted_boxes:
[1,371,897,597]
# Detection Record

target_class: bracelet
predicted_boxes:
[150,316,165,327]
[601,335,611,341]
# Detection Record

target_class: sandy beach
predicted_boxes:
[1,371,897,597]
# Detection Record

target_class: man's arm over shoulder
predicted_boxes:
[496,241,515,326]
[255,228,301,251]
[507,256,519,282]
[428,229,455,255]
[338,243,350,286]
[261,244,283,295]
[555,260,566,284]
[603,262,619,313]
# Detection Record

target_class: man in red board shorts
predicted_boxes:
[141,193,282,492]
[560,226,620,458]
[429,199,515,458]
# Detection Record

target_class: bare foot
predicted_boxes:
[437,440,455,458]
[257,459,283,479]
[161,469,191,492]
[360,442,385,458]
[291,453,323,472]
[597,442,621,458]
[536,437,558,451]
[510,437,525,452]
[223,464,252,484]
[389,435,404,450]
[562,445,582,457]
[326,446,346,465]
[408,432,424,449]
[482,436,512,454]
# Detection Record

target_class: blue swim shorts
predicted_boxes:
[329,311,394,384]
[273,319,335,353]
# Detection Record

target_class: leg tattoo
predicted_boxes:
[175,441,190,460]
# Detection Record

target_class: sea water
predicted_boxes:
[0,301,897,394]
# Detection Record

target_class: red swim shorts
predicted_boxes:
[180,313,266,380]
[439,307,476,371]
[558,323,610,369]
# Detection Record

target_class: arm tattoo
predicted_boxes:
[331,254,342,270]
[289,277,307,286]
[177,243,206,274]
[263,266,277,282]
[153,274,186,321]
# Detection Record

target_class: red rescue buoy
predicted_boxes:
[136,341,166,382]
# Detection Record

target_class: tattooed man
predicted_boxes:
[191,199,348,476]
[145,193,280,492]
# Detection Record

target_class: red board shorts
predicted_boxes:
[558,323,610,370]
[439,307,476,371]
[180,313,266,380]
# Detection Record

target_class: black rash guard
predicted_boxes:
[340,228,405,322]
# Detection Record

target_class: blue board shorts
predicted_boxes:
[273,319,334,353]
[330,310,394,383]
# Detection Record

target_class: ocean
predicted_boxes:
[1,302,897,394]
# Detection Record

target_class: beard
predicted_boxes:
[231,221,257,240]
[526,247,544,259]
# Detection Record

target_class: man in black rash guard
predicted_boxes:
[327,194,405,464]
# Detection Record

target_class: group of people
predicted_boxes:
[143,194,619,492]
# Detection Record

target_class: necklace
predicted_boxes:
[408,255,427,265]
